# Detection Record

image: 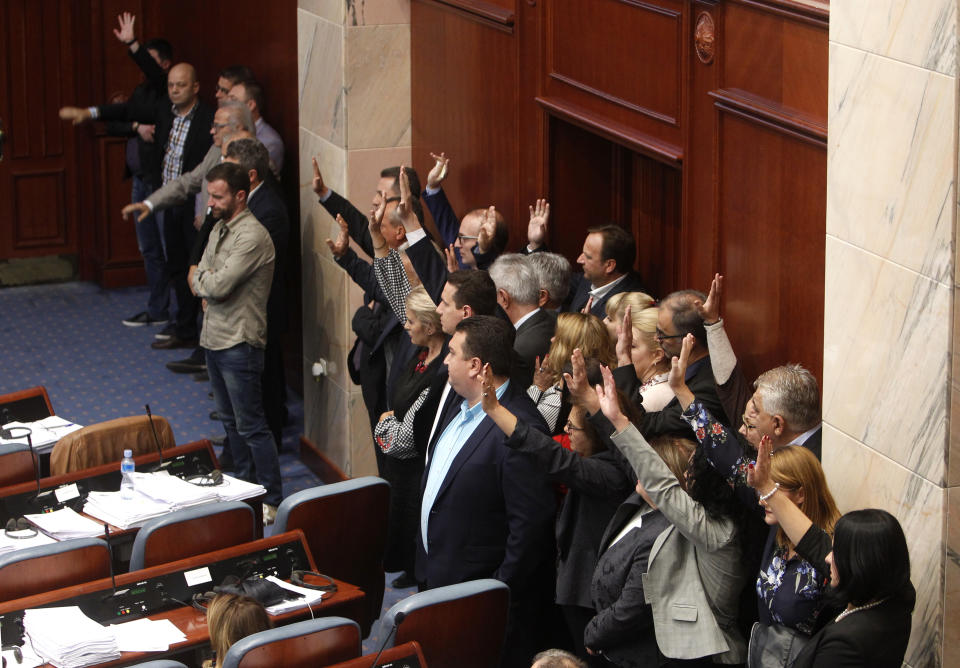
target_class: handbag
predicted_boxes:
[747,622,810,668]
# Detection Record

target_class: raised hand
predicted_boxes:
[311,156,328,198]
[444,244,459,273]
[121,202,151,222]
[667,333,696,409]
[368,199,387,254]
[746,435,773,493]
[426,152,449,190]
[480,363,500,414]
[694,273,723,324]
[563,348,600,416]
[59,107,93,125]
[616,305,634,367]
[476,206,497,253]
[597,364,629,431]
[112,12,136,44]
[532,354,554,391]
[580,295,594,316]
[527,198,550,249]
[326,214,350,258]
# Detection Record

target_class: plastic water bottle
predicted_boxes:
[120,449,135,500]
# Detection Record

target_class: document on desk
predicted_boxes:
[214,474,266,502]
[23,605,120,667]
[108,617,187,652]
[263,575,328,615]
[0,416,83,454]
[83,490,171,530]
[1,642,44,668]
[129,471,220,509]
[0,529,56,554]
[24,507,105,540]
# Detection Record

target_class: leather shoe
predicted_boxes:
[151,336,198,350]
[391,572,417,589]
[166,357,206,374]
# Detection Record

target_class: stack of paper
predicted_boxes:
[23,606,120,667]
[108,617,186,652]
[213,474,266,502]
[0,416,84,454]
[0,529,56,554]
[263,575,326,615]
[129,471,220,510]
[83,490,171,530]
[24,508,105,540]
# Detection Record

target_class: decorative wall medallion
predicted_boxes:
[694,12,715,65]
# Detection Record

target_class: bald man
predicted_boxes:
[61,61,214,343]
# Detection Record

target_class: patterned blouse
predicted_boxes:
[682,400,828,634]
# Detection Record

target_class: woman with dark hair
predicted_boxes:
[480,360,634,665]
[594,364,747,665]
[202,593,271,668]
[748,437,914,667]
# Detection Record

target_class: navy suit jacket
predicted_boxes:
[248,179,289,331]
[415,382,555,594]
[567,271,649,317]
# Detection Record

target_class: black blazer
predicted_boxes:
[641,356,730,438]
[512,308,556,389]
[248,179,289,332]
[505,421,632,608]
[585,495,670,666]
[414,382,555,594]
[790,597,913,668]
[567,271,649,317]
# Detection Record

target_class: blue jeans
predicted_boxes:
[206,343,282,506]
[132,176,170,320]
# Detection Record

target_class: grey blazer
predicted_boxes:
[147,143,220,212]
[611,423,747,664]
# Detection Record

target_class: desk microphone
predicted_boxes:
[145,404,165,472]
[369,611,406,668]
[100,523,124,601]
[1,408,15,439]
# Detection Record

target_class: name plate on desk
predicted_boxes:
[0,534,311,646]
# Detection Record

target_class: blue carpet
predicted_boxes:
[0,280,415,647]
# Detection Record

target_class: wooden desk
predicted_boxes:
[0,386,54,423]
[0,531,366,667]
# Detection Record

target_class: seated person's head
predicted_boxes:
[767,445,840,547]
[578,224,635,287]
[543,312,615,385]
[527,252,571,309]
[829,509,913,610]
[447,316,515,399]
[531,649,587,668]
[657,289,708,358]
[742,364,820,448]
[206,593,271,668]
[437,270,497,335]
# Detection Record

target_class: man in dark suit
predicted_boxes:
[416,316,555,667]
[567,224,648,317]
[488,254,556,388]
[223,139,289,449]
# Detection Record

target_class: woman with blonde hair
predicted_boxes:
[603,291,655,342]
[609,302,672,412]
[529,312,616,432]
[203,593,271,668]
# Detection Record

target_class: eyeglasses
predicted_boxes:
[384,196,401,203]
[457,234,479,242]
[564,420,585,432]
[741,414,757,431]
[655,328,683,343]
[211,122,231,130]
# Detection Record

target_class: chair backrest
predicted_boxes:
[0,386,54,423]
[129,501,256,571]
[323,641,428,668]
[221,616,361,668]
[50,414,175,475]
[274,477,389,633]
[380,579,510,668]
[127,661,189,668]
[0,537,112,602]
[0,442,37,487]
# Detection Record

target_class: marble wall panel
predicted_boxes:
[344,24,412,150]
[951,298,960,486]
[822,425,946,668]
[299,129,346,256]
[827,43,955,285]
[345,146,413,203]
[299,11,346,147]
[303,356,351,472]
[830,0,957,76]
[299,0,342,25]
[346,0,409,26]
[822,236,950,485]
[945,486,960,667]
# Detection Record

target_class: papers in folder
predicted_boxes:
[263,575,329,615]
[83,470,266,529]
[0,416,83,454]
[0,529,56,554]
[23,606,121,668]
[108,617,186,652]
[24,507,106,540]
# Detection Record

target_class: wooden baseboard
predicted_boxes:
[299,436,348,483]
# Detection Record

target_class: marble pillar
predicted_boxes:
[825,1,958,666]
[297,0,411,477]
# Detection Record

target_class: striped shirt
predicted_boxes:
[161,101,198,185]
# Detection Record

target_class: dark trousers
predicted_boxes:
[162,204,200,340]
[262,329,287,449]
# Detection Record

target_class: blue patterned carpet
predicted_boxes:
[0,281,414,646]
